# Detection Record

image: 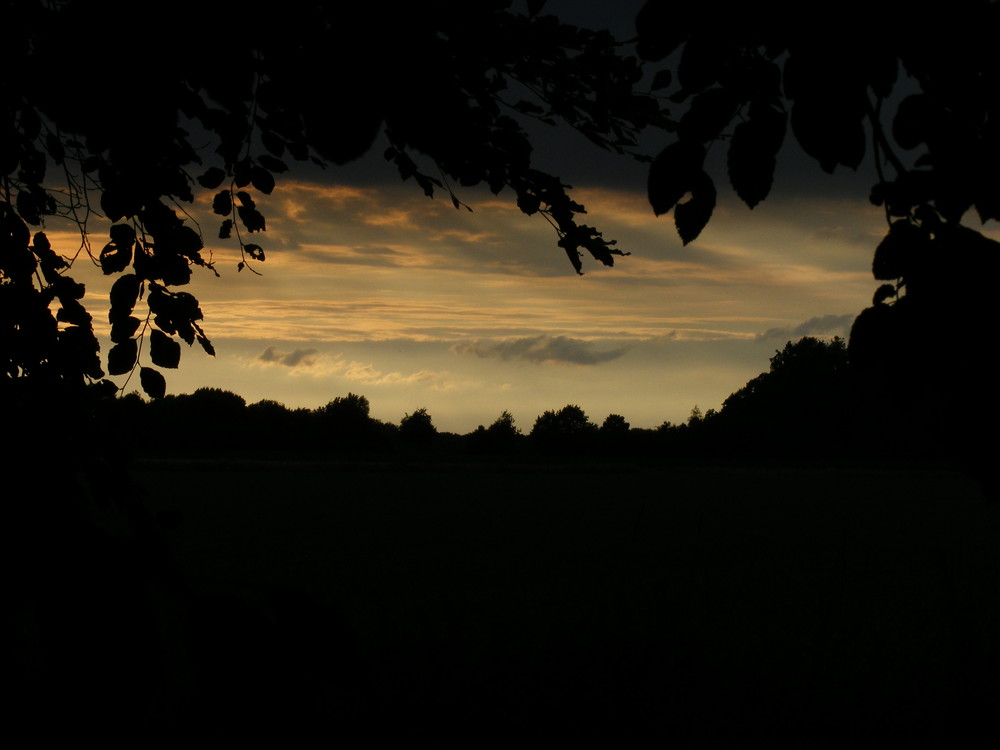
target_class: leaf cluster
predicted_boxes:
[636,0,999,244]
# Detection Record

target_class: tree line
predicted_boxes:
[91,336,950,465]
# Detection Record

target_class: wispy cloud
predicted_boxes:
[257,345,319,367]
[453,335,629,365]
[253,346,471,390]
[757,313,856,341]
[339,361,468,390]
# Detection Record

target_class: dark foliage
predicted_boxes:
[530,404,599,455]
[399,407,439,446]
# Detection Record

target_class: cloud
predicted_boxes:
[453,335,629,365]
[257,345,319,368]
[757,313,856,341]
[340,361,470,390]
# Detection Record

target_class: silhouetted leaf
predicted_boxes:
[517,192,541,215]
[99,240,133,275]
[158,253,193,286]
[56,297,90,326]
[100,189,129,223]
[674,170,716,245]
[149,329,181,368]
[16,189,43,225]
[873,284,896,305]
[109,274,140,320]
[197,335,216,357]
[46,132,65,165]
[261,129,286,157]
[171,225,204,259]
[648,141,705,216]
[678,35,726,94]
[727,109,786,208]
[257,154,288,173]
[790,95,865,173]
[110,315,140,344]
[107,339,138,375]
[678,88,739,143]
[109,223,135,246]
[140,367,166,399]
[244,244,265,260]
[251,166,275,194]
[197,167,227,189]
[558,236,584,274]
[219,219,233,239]
[892,95,932,151]
[212,190,232,215]
[237,205,266,232]
[233,159,252,187]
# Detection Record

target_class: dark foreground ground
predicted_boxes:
[19,460,1000,746]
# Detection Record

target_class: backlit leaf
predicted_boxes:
[110,315,140,344]
[197,167,227,189]
[261,130,286,157]
[727,109,786,208]
[233,159,251,187]
[212,190,232,216]
[109,274,140,320]
[648,141,705,216]
[140,367,166,399]
[99,240,133,275]
[674,170,716,245]
[149,329,181,368]
[107,338,138,375]
[678,88,739,143]
[251,166,275,194]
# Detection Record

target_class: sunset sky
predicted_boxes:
[63,1,992,434]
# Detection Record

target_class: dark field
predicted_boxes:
[135,461,999,745]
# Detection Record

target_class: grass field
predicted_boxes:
[134,460,999,745]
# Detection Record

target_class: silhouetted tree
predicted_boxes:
[601,413,630,435]
[468,409,524,455]
[710,337,853,459]
[399,407,438,446]
[321,393,375,448]
[530,404,598,455]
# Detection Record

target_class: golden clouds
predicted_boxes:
[250,345,470,390]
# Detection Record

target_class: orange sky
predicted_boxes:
[63,171,900,433]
